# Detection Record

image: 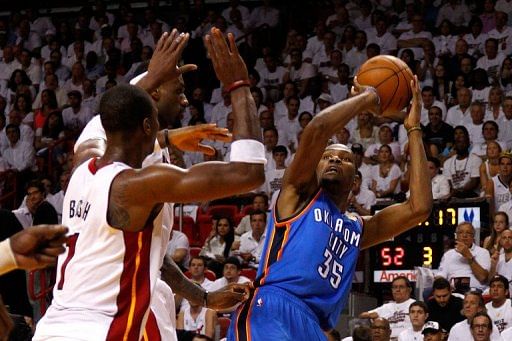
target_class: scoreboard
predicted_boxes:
[369,199,489,283]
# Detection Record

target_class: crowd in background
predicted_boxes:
[3,0,512,340]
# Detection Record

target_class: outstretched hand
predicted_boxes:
[350,76,381,116]
[204,28,249,86]
[168,124,232,155]
[10,225,69,271]
[206,282,251,310]
[145,29,197,88]
[403,75,421,130]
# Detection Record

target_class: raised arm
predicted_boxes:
[361,76,432,249]
[115,28,265,230]
[277,83,380,218]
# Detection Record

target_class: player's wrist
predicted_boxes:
[0,239,18,274]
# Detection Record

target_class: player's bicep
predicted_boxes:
[360,202,415,250]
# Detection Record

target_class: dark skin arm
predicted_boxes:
[110,28,264,232]
[160,255,249,310]
[277,84,380,219]
[361,77,432,249]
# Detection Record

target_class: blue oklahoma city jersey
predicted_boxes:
[254,189,363,329]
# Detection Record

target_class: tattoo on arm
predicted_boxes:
[108,202,131,228]
[161,257,204,306]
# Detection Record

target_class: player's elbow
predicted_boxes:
[409,197,432,224]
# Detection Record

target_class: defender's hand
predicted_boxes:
[10,225,69,271]
[204,28,249,86]
[167,124,232,155]
[145,29,197,89]
[206,282,251,310]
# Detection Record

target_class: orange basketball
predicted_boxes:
[356,55,414,121]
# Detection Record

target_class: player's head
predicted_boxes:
[100,84,158,159]
[316,144,356,193]
[130,71,188,126]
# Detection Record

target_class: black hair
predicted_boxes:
[99,84,154,134]
[249,209,267,222]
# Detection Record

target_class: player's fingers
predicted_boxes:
[164,29,178,51]
[34,254,58,266]
[211,28,230,61]
[41,245,67,257]
[154,31,169,53]
[178,64,198,75]
[227,33,239,55]
[204,35,219,68]
[196,144,216,156]
[209,133,232,143]
[169,32,186,54]
[31,225,69,241]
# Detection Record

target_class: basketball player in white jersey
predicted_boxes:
[34,28,265,340]
[70,30,238,340]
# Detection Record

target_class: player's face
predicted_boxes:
[463,294,481,319]
[316,148,355,187]
[409,306,427,328]
[471,316,492,341]
[489,281,508,302]
[433,288,451,307]
[156,76,188,123]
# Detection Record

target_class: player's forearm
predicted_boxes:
[161,256,205,306]
[407,130,432,221]
[304,90,376,146]
[231,86,260,141]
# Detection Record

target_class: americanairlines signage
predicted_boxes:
[373,270,417,283]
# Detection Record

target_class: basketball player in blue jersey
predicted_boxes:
[228,76,433,340]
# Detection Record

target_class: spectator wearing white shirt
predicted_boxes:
[398,301,429,341]
[238,210,267,269]
[61,90,93,137]
[472,121,507,158]
[264,145,287,199]
[436,0,472,30]
[365,16,397,56]
[235,193,269,236]
[221,0,250,25]
[257,54,286,102]
[209,91,232,129]
[18,49,41,90]
[347,171,376,216]
[2,124,35,172]
[360,277,416,339]
[408,157,451,201]
[433,20,458,59]
[312,31,337,76]
[438,223,491,291]
[448,293,502,341]
[489,229,512,280]
[443,126,482,198]
[446,87,473,126]
[485,275,512,333]
[397,15,432,61]
[467,101,486,146]
[420,86,447,126]
[209,257,250,292]
[488,11,512,56]
[5,111,33,150]
[166,229,190,272]
[363,125,401,165]
[249,0,279,29]
[285,47,316,97]
[477,39,506,82]
[276,96,301,149]
[344,30,368,76]
[464,17,489,59]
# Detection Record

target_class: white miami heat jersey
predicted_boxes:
[34,159,168,340]
[183,306,208,335]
